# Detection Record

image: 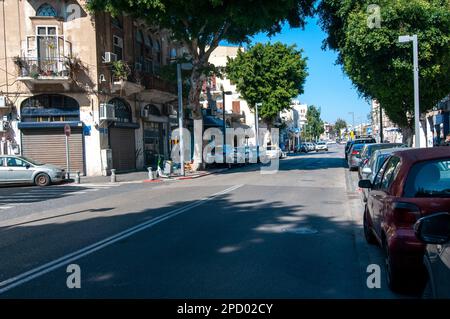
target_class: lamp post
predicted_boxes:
[398,34,420,148]
[222,90,232,164]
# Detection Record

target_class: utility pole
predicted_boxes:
[379,104,384,142]
[177,63,184,176]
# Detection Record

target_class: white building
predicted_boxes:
[280,100,308,150]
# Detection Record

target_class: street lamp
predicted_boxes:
[222,90,232,164]
[398,34,420,148]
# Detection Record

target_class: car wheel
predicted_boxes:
[363,208,377,245]
[384,239,404,292]
[35,173,51,187]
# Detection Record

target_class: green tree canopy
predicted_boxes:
[87,0,316,119]
[334,118,347,135]
[318,0,450,143]
[304,105,324,141]
[226,42,308,124]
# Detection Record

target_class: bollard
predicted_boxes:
[75,171,81,184]
[110,169,116,183]
[147,167,154,180]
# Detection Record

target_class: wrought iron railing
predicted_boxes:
[17,57,69,79]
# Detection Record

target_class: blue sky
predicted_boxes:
[225,17,371,125]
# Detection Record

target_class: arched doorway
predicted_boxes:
[19,94,85,174]
[108,98,136,171]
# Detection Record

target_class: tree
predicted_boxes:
[318,0,450,145]
[87,0,316,168]
[334,118,347,137]
[226,42,308,125]
[304,105,324,141]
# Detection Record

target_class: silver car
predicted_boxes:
[0,155,65,186]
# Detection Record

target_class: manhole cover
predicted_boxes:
[282,227,318,234]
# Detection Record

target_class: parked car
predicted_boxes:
[415,212,450,298]
[265,146,284,159]
[359,148,409,202]
[359,148,450,291]
[0,155,65,186]
[358,143,406,179]
[298,143,309,153]
[306,142,315,152]
[345,137,376,160]
[347,143,365,170]
[315,141,328,152]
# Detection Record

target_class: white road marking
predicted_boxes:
[0,184,243,294]
[0,206,13,210]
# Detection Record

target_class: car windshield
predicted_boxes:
[18,156,43,166]
[404,159,450,198]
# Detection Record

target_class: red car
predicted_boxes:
[359,148,450,291]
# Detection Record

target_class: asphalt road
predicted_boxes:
[0,144,405,298]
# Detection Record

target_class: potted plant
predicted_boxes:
[12,56,29,76]
[112,60,131,82]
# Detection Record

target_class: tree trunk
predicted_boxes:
[401,125,414,146]
[188,65,206,171]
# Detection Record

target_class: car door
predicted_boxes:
[0,157,7,182]
[5,157,35,182]
[368,157,400,237]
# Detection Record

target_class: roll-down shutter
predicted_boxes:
[110,128,136,172]
[21,128,85,174]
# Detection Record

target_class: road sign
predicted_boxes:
[64,124,71,137]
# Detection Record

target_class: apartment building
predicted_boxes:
[0,0,179,176]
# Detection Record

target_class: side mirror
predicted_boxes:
[415,213,450,244]
[362,167,372,175]
[358,179,372,189]
[25,164,31,169]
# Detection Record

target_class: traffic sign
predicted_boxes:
[64,124,71,137]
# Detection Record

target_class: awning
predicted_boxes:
[18,121,83,129]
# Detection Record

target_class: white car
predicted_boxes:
[315,142,328,152]
[265,146,284,159]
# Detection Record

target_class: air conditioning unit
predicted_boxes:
[103,52,118,63]
[99,103,116,121]
[0,96,7,108]
[0,121,8,132]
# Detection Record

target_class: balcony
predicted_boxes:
[138,74,178,104]
[16,57,71,90]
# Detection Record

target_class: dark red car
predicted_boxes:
[359,148,450,291]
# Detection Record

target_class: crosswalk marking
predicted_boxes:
[0,183,120,212]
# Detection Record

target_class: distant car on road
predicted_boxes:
[359,148,450,291]
[359,148,410,202]
[315,141,328,152]
[265,146,285,159]
[345,137,376,160]
[358,143,406,179]
[415,212,450,298]
[347,143,365,170]
[0,155,65,186]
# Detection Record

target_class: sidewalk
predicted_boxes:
[78,167,229,184]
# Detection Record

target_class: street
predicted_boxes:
[0,144,403,298]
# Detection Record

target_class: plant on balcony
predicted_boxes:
[64,54,86,80]
[12,56,29,77]
[112,60,131,82]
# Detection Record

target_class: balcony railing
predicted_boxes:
[17,57,69,79]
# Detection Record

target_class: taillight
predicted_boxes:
[363,159,369,165]
[392,202,421,227]
[351,150,359,155]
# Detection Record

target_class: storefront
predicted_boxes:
[141,104,168,167]
[108,98,138,172]
[18,94,85,174]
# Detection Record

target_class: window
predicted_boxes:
[0,157,4,167]
[380,157,400,191]
[113,36,123,61]
[404,158,450,197]
[373,157,390,189]
[109,98,132,123]
[6,158,28,167]
[21,94,80,122]
[36,3,57,17]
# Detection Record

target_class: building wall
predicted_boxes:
[1,0,179,176]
